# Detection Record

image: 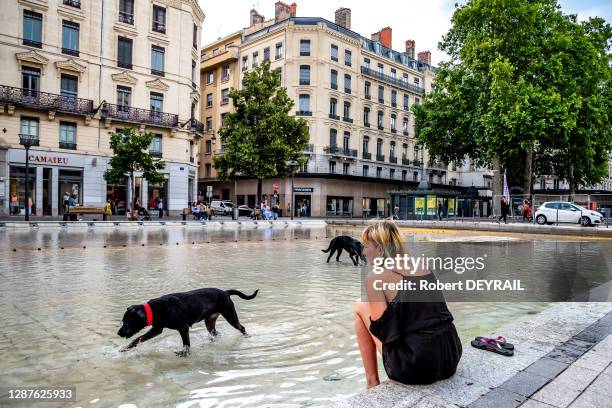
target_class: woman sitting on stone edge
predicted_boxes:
[354,220,462,388]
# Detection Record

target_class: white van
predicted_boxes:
[210,200,234,216]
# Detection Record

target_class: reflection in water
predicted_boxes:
[2,225,604,407]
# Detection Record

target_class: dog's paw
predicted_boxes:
[175,349,191,357]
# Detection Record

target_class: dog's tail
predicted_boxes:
[227,289,259,300]
[321,240,333,253]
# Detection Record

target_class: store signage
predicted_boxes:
[448,198,456,216]
[426,195,437,216]
[415,197,425,215]
[293,187,313,193]
[28,155,69,165]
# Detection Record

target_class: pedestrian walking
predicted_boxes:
[522,199,532,222]
[10,192,18,215]
[157,198,163,219]
[498,197,509,224]
[393,204,400,220]
[438,202,444,221]
[103,199,113,221]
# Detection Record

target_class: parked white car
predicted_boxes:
[535,202,605,227]
[210,200,235,216]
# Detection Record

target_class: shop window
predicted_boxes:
[326,196,353,216]
[9,166,36,216]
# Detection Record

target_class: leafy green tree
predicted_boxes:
[413,0,612,197]
[104,128,165,216]
[213,61,310,203]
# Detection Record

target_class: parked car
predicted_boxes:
[210,200,235,216]
[534,202,605,226]
[238,205,253,216]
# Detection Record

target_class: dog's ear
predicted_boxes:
[127,305,146,321]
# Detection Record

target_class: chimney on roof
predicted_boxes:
[418,50,432,65]
[250,9,265,26]
[290,3,297,17]
[405,40,415,59]
[372,27,392,49]
[275,1,292,22]
[335,7,351,30]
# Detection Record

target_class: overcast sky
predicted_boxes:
[198,0,612,66]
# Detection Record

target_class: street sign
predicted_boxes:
[206,185,213,192]
[293,187,313,193]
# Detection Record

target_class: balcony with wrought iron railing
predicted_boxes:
[152,21,166,34]
[63,0,81,8]
[149,150,162,158]
[363,151,372,160]
[99,103,178,128]
[23,38,42,48]
[376,154,385,162]
[361,66,425,95]
[428,161,447,170]
[59,141,77,150]
[303,143,314,153]
[402,156,411,165]
[19,134,40,147]
[390,155,398,163]
[188,118,204,136]
[0,85,94,116]
[324,145,358,157]
[62,47,79,57]
[202,47,240,66]
[118,12,134,25]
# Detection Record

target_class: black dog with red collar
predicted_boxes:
[118,288,258,356]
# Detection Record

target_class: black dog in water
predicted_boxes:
[322,235,366,266]
[118,288,258,356]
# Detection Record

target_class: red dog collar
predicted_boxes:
[143,303,153,326]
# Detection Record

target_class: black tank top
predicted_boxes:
[369,272,454,344]
[368,272,462,384]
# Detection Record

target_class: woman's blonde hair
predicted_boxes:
[361,219,407,259]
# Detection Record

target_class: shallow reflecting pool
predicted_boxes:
[2,224,607,407]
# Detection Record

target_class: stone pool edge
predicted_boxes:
[332,302,612,408]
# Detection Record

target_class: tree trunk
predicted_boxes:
[568,164,575,202]
[492,157,502,216]
[131,170,136,217]
[257,178,263,205]
[523,146,533,196]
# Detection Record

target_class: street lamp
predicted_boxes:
[19,133,38,221]
[286,160,299,220]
